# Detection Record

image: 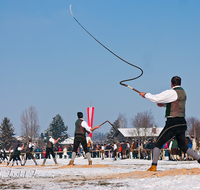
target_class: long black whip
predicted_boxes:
[70,5,143,94]
[99,120,128,141]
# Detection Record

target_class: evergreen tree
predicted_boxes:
[105,128,116,144]
[40,132,44,140]
[0,117,16,149]
[47,114,68,143]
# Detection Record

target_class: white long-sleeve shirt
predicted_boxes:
[169,141,172,150]
[49,137,55,144]
[81,120,92,133]
[113,144,117,150]
[145,86,180,104]
[29,142,36,149]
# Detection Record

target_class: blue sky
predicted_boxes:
[0,0,200,137]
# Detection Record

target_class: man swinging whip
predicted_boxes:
[68,112,100,166]
[140,76,200,171]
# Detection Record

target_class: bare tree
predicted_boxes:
[21,108,29,143]
[118,113,127,128]
[21,106,40,143]
[130,110,154,140]
[186,117,200,139]
[28,106,40,139]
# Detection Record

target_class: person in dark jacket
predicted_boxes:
[121,141,127,159]
[169,138,180,161]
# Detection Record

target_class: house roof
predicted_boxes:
[60,137,92,145]
[118,128,163,138]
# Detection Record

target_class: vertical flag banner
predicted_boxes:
[87,106,95,137]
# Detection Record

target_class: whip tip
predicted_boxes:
[69,5,74,17]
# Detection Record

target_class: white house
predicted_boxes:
[117,127,163,140]
[60,137,92,145]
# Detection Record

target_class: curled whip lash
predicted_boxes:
[70,5,143,94]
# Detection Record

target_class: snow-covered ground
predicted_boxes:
[1,157,200,189]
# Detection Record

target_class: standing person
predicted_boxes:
[126,141,130,159]
[54,146,58,159]
[7,141,24,166]
[144,139,153,160]
[22,139,38,166]
[0,149,6,163]
[68,112,100,165]
[36,147,40,159]
[68,145,72,158]
[131,140,138,159]
[42,132,60,166]
[2,148,9,162]
[87,140,91,151]
[182,137,189,161]
[101,144,105,160]
[118,143,122,159]
[63,146,67,159]
[21,145,26,162]
[138,141,144,159]
[58,146,63,159]
[0,149,3,163]
[140,76,200,171]
[191,136,197,153]
[169,138,180,161]
[121,141,127,159]
[42,147,46,159]
[113,142,118,161]
[167,139,173,160]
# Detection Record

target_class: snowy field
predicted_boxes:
[1,157,200,190]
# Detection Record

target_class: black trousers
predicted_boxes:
[113,150,117,157]
[45,147,55,159]
[9,154,21,162]
[73,134,89,154]
[155,117,188,153]
[25,151,35,160]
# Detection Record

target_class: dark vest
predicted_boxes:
[47,137,53,148]
[165,87,186,117]
[75,119,86,136]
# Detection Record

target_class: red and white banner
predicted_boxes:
[87,107,94,137]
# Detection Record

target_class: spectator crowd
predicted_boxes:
[1,135,200,164]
